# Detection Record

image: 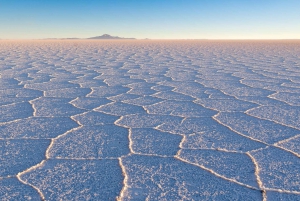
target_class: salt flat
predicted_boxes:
[0,40,300,200]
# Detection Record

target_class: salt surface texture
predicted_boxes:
[0,40,300,200]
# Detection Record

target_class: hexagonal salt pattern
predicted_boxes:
[0,40,300,200]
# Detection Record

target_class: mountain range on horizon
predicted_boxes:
[87,34,136,40]
[42,34,136,40]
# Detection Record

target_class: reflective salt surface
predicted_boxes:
[0,40,300,200]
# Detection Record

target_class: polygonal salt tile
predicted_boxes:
[74,79,107,88]
[145,100,217,117]
[198,80,245,90]
[95,74,128,80]
[247,105,300,129]
[20,159,123,201]
[44,87,91,98]
[104,78,143,86]
[72,111,119,126]
[157,117,216,135]
[178,149,258,187]
[152,91,195,101]
[31,97,86,117]
[70,97,111,110]
[0,97,32,106]
[123,96,163,106]
[25,74,52,84]
[68,75,97,82]
[215,112,300,144]
[0,88,43,98]
[107,93,140,102]
[145,76,172,83]
[0,78,23,89]
[204,89,234,99]
[120,155,262,200]
[197,74,240,81]
[222,87,273,97]
[265,85,300,93]
[127,87,157,96]
[95,74,129,80]
[116,114,182,128]
[0,117,78,139]
[151,85,174,91]
[158,117,266,152]
[126,82,155,89]
[195,98,258,112]
[0,139,49,176]
[130,128,182,156]
[25,81,79,91]
[173,88,209,99]
[181,131,266,152]
[95,102,146,116]
[159,81,203,89]
[240,79,281,88]
[250,147,300,192]
[276,135,300,155]
[165,70,197,81]
[232,72,268,80]
[48,125,129,159]
[237,96,286,107]
[269,92,300,106]
[0,178,40,201]
[87,86,129,97]
[0,102,33,123]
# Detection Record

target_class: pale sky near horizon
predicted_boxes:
[0,0,299,39]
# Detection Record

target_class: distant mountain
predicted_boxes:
[87,34,135,40]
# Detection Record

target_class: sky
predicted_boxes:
[0,0,299,39]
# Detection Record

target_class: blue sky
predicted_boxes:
[0,0,299,39]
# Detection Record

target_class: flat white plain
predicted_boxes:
[0,40,300,200]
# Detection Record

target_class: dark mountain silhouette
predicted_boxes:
[87,34,135,39]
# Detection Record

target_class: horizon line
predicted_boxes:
[1,38,300,41]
